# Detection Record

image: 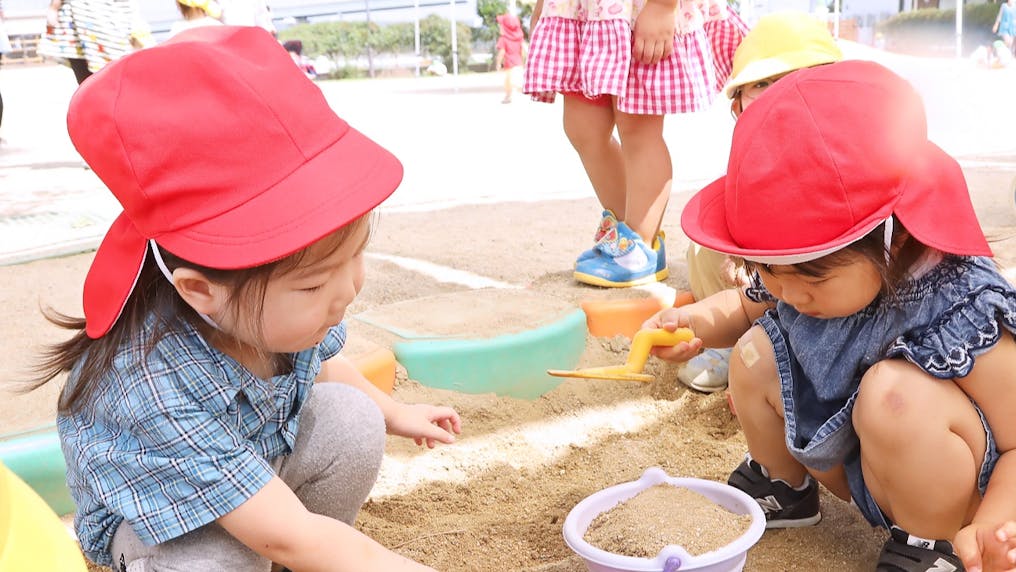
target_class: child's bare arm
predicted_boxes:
[318,354,461,447]
[219,477,437,571]
[530,0,544,32]
[954,333,1016,570]
[644,288,769,362]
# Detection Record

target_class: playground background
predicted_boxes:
[2,42,1016,571]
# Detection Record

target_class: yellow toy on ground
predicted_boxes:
[548,328,694,382]
[0,461,87,572]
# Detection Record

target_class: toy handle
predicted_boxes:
[624,328,695,372]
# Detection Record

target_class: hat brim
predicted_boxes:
[84,126,402,338]
[724,51,841,99]
[682,142,991,263]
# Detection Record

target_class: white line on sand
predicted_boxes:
[370,396,688,499]
[367,252,519,290]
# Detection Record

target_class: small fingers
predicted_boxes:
[660,38,673,61]
[632,38,648,64]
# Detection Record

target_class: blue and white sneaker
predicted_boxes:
[677,348,732,393]
[573,221,668,287]
[575,209,618,266]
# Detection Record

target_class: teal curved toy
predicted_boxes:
[0,427,74,516]
[393,309,587,399]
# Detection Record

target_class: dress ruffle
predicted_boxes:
[524,16,717,113]
[887,283,1016,378]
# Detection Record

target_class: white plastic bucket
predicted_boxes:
[562,467,765,572]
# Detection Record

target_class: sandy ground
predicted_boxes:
[6,182,1015,572]
[3,44,1016,572]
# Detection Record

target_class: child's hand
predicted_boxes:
[955,521,1016,572]
[387,403,462,448]
[642,308,703,363]
[633,0,675,65]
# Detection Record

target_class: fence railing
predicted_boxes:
[3,34,43,65]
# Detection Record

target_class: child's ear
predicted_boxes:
[171,268,227,316]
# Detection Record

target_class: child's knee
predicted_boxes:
[299,384,385,473]
[853,360,920,433]
[729,327,776,392]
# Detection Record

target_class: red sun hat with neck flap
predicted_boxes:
[70,26,404,339]
[681,59,991,265]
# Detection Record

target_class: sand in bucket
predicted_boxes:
[584,484,753,558]
[562,467,765,572]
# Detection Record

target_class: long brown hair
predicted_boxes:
[28,215,371,415]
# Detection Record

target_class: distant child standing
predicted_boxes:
[494,12,526,104]
[678,11,842,394]
[30,27,460,572]
[994,0,1016,56]
[648,60,1016,571]
[40,0,153,85]
[525,0,746,287]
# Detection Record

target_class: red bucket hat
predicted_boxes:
[69,26,403,338]
[682,60,990,264]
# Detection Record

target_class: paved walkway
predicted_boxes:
[1,45,1015,266]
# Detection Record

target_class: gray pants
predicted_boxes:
[110,383,386,572]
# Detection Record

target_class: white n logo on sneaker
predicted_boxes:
[927,559,957,572]
[756,495,783,514]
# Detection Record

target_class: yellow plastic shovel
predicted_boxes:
[547,328,695,382]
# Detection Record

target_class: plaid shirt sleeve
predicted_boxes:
[102,359,272,548]
[77,341,275,549]
[63,320,349,562]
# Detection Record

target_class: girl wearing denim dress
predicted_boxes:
[29,27,459,572]
[524,0,747,287]
[647,60,1016,571]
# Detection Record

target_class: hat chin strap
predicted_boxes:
[742,217,894,265]
[883,217,893,264]
[149,240,221,331]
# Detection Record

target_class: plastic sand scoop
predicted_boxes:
[547,328,694,382]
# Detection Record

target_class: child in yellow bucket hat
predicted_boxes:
[678,11,843,394]
[169,0,224,38]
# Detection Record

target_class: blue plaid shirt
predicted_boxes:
[57,316,347,566]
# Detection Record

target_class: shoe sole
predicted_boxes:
[573,268,669,288]
[686,380,728,394]
[765,513,822,529]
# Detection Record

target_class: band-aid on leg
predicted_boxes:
[739,339,761,369]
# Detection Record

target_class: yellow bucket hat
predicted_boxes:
[178,0,223,19]
[725,11,843,99]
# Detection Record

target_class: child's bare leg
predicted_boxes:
[853,360,985,539]
[563,95,626,217]
[503,70,513,102]
[613,110,670,243]
[729,327,809,486]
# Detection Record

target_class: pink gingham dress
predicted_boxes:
[524,0,747,114]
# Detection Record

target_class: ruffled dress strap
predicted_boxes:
[886,257,1016,378]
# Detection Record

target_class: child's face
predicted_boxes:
[731,72,790,118]
[234,224,369,354]
[755,252,882,319]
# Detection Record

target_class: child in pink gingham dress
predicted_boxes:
[525,0,747,287]
[527,0,741,113]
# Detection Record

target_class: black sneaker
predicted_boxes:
[726,455,821,528]
[876,526,964,571]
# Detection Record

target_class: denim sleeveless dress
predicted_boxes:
[745,255,1016,528]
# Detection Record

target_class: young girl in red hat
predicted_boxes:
[524,0,747,287]
[29,26,459,572]
[647,60,1016,571]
